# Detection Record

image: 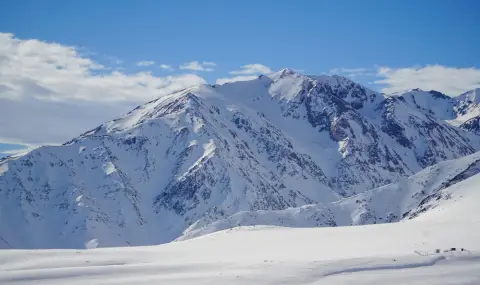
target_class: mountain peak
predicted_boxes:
[427,90,450,99]
[268,68,300,81]
[278,67,298,75]
[458,88,480,104]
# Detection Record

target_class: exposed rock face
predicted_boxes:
[179,151,480,241]
[460,116,480,135]
[0,70,479,249]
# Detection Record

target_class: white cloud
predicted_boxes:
[374,65,480,95]
[216,75,258,85]
[0,33,206,146]
[179,61,216,72]
[159,64,173,70]
[202,61,216,67]
[230,64,272,75]
[136,60,155,67]
[216,64,272,84]
[106,56,123,65]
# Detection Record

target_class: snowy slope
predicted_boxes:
[397,89,457,120]
[179,151,480,240]
[1,173,480,284]
[394,87,480,130]
[457,88,480,105]
[0,69,479,249]
[453,88,480,134]
[460,116,480,135]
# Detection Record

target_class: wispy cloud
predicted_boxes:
[328,67,375,78]
[137,60,155,67]
[202,61,216,67]
[329,67,368,74]
[159,64,173,70]
[179,61,216,72]
[216,75,258,85]
[106,56,123,65]
[374,65,480,95]
[230,64,272,75]
[216,64,272,85]
[0,33,206,146]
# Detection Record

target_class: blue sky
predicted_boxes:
[0,0,479,156]
[2,0,479,79]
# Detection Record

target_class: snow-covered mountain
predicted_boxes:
[1,69,479,249]
[179,151,480,240]
[457,88,480,106]
[455,88,480,135]
[460,116,480,135]
[396,88,480,132]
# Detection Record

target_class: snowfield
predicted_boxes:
[1,173,480,284]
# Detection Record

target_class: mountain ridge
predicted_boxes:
[178,151,480,241]
[1,69,479,248]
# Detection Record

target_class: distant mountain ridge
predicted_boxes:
[395,87,480,132]
[1,69,479,248]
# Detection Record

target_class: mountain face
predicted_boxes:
[396,88,480,131]
[1,69,479,249]
[179,151,480,241]
[455,89,480,135]
[460,116,480,135]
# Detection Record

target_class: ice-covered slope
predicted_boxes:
[1,173,480,284]
[0,70,479,249]
[179,151,480,240]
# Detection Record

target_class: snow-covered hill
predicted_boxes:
[1,172,480,284]
[0,69,479,249]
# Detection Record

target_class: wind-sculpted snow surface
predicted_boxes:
[2,197,480,285]
[0,69,479,248]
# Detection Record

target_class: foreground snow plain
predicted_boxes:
[1,174,479,284]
